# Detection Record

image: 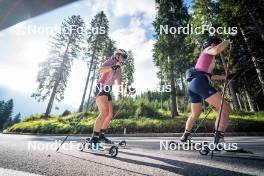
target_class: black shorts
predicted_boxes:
[94,84,112,101]
[188,74,217,103]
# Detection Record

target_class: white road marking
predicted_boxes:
[0,167,42,176]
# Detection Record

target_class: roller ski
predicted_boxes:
[79,137,119,157]
[169,108,213,149]
[198,131,254,156]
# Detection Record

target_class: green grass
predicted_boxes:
[7,111,264,134]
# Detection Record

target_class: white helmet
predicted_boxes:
[114,49,128,60]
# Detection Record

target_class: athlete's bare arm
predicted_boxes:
[205,40,230,56]
[211,75,225,81]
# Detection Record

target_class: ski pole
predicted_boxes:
[112,92,132,119]
[211,43,232,159]
[193,107,213,135]
[56,98,96,152]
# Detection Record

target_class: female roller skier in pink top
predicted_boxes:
[181,36,232,143]
[90,49,128,144]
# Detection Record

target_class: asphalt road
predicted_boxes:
[0,134,263,176]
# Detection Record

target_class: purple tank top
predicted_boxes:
[195,49,214,73]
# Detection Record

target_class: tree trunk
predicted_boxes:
[238,22,264,96]
[79,13,104,112]
[176,95,179,113]
[248,11,264,41]
[170,78,177,118]
[160,72,163,109]
[169,59,178,118]
[45,34,72,118]
[45,80,58,117]
[237,93,243,111]
[79,63,92,112]
[78,43,98,112]
[240,93,248,111]
[219,53,240,110]
[242,74,258,112]
[85,64,97,112]
[160,90,163,109]
[245,91,254,112]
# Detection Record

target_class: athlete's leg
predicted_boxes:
[181,103,202,142]
[185,103,203,131]
[181,77,203,142]
[91,96,109,142]
[205,92,231,133]
[99,100,114,143]
[101,100,113,129]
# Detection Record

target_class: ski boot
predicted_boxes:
[214,131,225,144]
[99,133,114,144]
[180,131,192,143]
[89,136,104,150]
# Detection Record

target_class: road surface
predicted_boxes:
[0,134,263,176]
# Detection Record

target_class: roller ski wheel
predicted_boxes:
[79,138,91,151]
[118,140,126,147]
[199,146,210,155]
[168,140,177,146]
[109,145,118,157]
[169,141,182,150]
[86,144,118,157]
[79,142,85,151]
[79,137,119,157]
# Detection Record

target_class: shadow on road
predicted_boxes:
[116,150,254,176]
[57,150,255,176]
[57,152,150,176]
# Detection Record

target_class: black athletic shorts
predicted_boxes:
[188,74,217,103]
[94,84,112,101]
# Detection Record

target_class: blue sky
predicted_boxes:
[0,0,192,116]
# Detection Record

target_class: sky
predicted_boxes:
[0,0,192,115]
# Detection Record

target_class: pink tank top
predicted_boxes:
[98,58,121,86]
[195,49,215,74]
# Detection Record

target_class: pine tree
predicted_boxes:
[5,113,21,127]
[79,11,111,112]
[13,113,21,124]
[122,50,135,87]
[0,100,4,127]
[153,0,189,117]
[0,99,13,129]
[103,38,117,58]
[86,37,117,109]
[32,15,85,117]
[218,0,264,110]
